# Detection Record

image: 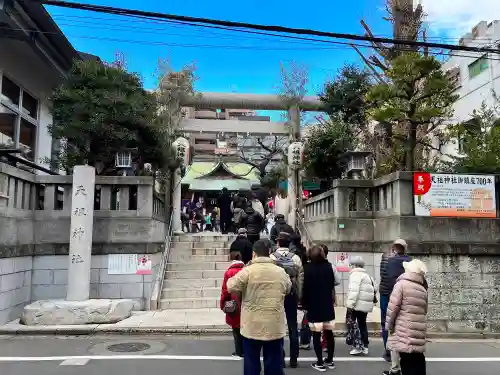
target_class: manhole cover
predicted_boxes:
[107,343,151,353]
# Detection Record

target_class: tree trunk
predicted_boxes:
[405,123,417,171]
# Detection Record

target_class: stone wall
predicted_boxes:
[420,254,500,334]
[303,172,500,334]
[325,252,381,307]
[31,253,162,312]
[0,257,32,324]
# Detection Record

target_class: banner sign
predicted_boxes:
[414,172,496,218]
[335,253,350,272]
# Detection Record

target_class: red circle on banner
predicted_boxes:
[413,172,432,196]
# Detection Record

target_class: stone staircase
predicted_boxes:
[159,233,235,310]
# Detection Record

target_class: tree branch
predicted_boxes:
[350,44,386,84]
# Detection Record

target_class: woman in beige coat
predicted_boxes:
[385,259,428,375]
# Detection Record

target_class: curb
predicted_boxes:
[0,326,380,336]
[2,325,500,339]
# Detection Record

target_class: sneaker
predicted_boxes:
[289,359,298,368]
[383,371,401,375]
[231,352,243,359]
[350,348,363,356]
[323,359,336,369]
[311,363,327,372]
[300,343,311,350]
[363,347,369,355]
[382,351,391,362]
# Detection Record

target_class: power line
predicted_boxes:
[51,13,492,44]
[5,23,500,62]
[40,0,500,55]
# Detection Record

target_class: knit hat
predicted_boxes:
[403,259,427,275]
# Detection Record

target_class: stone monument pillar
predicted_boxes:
[21,165,135,326]
[67,165,95,301]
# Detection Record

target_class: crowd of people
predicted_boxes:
[219,211,429,375]
[181,186,289,236]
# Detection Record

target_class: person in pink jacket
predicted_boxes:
[385,259,428,375]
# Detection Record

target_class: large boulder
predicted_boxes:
[20,299,135,325]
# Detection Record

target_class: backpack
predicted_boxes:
[272,251,299,295]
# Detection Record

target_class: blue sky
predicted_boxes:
[46,0,394,97]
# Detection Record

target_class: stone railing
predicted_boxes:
[303,171,413,221]
[0,162,167,257]
[0,162,166,220]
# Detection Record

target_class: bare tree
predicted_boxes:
[239,136,288,179]
[153,58,198,195]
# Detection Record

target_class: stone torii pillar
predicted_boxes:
[287,105,302,229]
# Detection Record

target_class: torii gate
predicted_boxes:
[173,92,324,231]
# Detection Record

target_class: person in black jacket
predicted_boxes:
[217,187,232,234]
[301,245,336,371]
[380,238,411,368]
[230,228,254,264]
[270,214,294,244]
[241,202,264,245]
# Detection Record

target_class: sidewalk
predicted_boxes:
[0,307,381,335]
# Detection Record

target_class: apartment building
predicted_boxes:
[441,20,500,159]
[183,107,287,168]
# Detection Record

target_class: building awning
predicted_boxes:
[182,161,260,191]
[188,179,255,191]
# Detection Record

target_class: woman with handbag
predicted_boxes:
[220,251,245,357]
[301,245,336,372]
[346,256,377,356]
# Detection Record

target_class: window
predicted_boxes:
[19,118,36,160]
[468,56,488,79]
[1,75,20,106]
[22,91,38,119]
[0,105,16,146]
[0,72,39,161]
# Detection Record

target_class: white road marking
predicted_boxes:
[60,358,90,366]
[0,355,498,363]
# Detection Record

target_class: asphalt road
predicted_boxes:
[0,335,499,375]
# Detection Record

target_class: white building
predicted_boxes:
[441,20,500,159]
[0,0,95,173]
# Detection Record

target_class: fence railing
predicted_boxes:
[149,210,174,310]
[0,162,166,221]
[303,171,414,220]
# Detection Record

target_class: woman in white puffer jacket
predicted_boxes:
[346,256,376,355]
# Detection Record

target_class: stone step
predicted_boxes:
[166,262,231,271]
[161,287,221,299]
[168,254,229,263]
[171,242,230,250]
[159,297,219,309]
[165,269,225,280]
[172,234,237,243]
[163,278,223,288]
[170,248,230,256]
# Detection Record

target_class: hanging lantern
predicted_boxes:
[172,137,190,167]
[288,142,304,170]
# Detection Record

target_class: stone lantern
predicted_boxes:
[342,151,371,179]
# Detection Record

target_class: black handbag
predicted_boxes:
[223,300,238,315]
[370,277,378,304]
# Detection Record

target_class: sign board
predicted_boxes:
[108,254,153,275]
[335,252,350,272]
[136,255,152,275]
[414,172,496,218]
[108,254,138,275]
